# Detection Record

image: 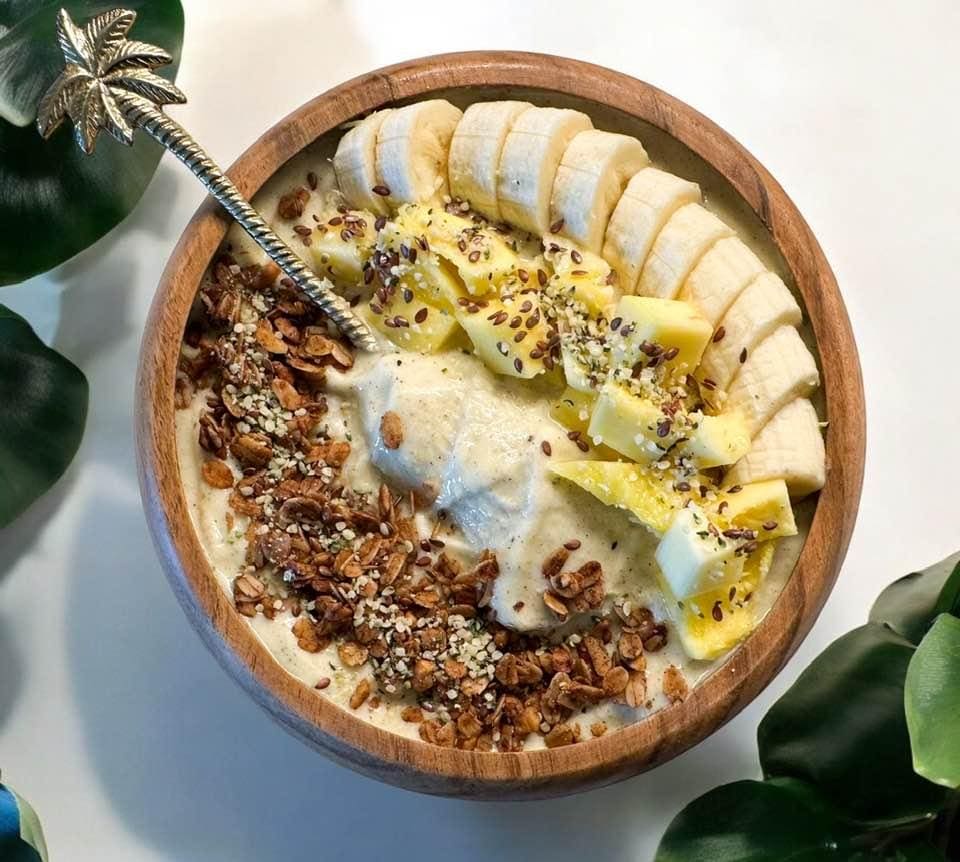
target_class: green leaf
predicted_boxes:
[0,782,48,862]
[0,304,88,526]
[905,614,960,788]
[871,553,960,644]
[0,0,184,285]
[655,778,861,861]
[759,622,948,825]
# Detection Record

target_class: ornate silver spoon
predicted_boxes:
[37,7,379,352]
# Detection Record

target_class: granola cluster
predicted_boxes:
[178,252,687,752]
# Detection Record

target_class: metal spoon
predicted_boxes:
[37,7,379,352]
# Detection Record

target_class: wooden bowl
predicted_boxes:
[136,52,865,799]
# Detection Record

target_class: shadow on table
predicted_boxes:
[0,614,23,732]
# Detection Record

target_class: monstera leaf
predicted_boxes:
[0,0,184,285]
[0,305,88,526]
[0,781,47,862]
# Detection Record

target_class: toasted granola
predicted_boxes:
[179,248,685,752]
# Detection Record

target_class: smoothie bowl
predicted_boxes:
[136,53,865,798]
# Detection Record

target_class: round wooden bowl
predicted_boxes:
[136,52,865,799]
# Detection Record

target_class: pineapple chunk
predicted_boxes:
[611,295,712,372]
[376,222,472,312]
[587,381,677,463]
[545,234,611,279]
[560,342,597,393]
[550,460,686,536]
[309,210,376,285]
[662,541,776,660]
[655,504,744,600]
[544,236,620,315]
[550,387,597,435]
[553,271,620,317]
[682,412,751,468]
[720,479,798,541]
[395,204,519,295]
[361,295,461,354]
[457,290,551,379]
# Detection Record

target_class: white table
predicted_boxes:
[3,1,959,858]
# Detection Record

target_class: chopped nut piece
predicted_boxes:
[544,723,577,748]
[401,706,424,723]
[233,573,264,600]
[543,590,569,620]
[456,710,484,739]
[271,377,301,410]
[590,721,608,738]
[338,641,369,668]
[349,678,372,709]
[380,411,404,449]
[291,618,324,653]
[541,546,570,579]
[255,319,287,354]
[624,670,647,708]
[663,665,689,704]
[583,635,612,677]
[229,433,273,468]
[602,666,629,697]
[201,458,234,489]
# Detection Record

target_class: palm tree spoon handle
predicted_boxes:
[37,7,379,353]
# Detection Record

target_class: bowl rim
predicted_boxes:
[136,50,865,799]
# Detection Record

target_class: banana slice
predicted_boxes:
[724,325,819,437]
[725,398,826,498]
[447,100,531,221]
[333,109,394,215]
[699,272,802,392]
[603,167,701,294]
[375,99,463,209]
[497,106,593,235]
[637,203,734,299]
[679,236,766,325]
[550,130,649,253]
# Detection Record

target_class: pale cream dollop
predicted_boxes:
[329,350,661,631]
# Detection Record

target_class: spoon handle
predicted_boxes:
[36,7,378,352]
[116,93,379,352]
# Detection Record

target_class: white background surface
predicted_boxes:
[2,1,959,859]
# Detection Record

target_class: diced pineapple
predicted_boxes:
[611,295,713,372]
[661,541,776,660]
[376,222,472,312]
[457,290,551,379]
[549,460,686,536]
[720,479,798,541]
[554,272,620,317]
[587,381,677,463]
[560,343,597,393]
[550,387,597,435]
[544,236,620,315]
[361,296,461,354]
[682,411,751,468]
[655,504,744,600]
[309,210,376,285]
[395,204,519,295]
[545,234,611,279]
